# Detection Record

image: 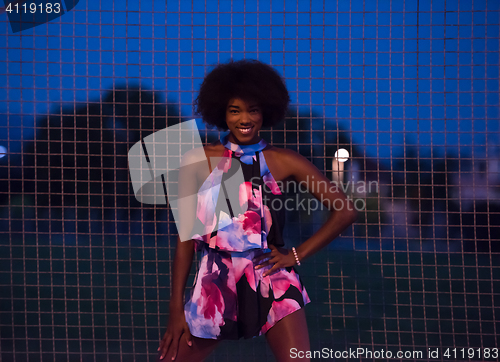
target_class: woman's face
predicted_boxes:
[225,98,263,145]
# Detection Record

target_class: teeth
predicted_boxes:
[240,127,252,134]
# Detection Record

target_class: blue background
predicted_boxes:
[1,0,498,162]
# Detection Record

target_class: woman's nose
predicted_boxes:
[240,112,251,122]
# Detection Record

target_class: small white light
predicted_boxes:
[0,145,6,159]
[335,148,349,162]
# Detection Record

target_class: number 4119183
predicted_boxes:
[5,2,62,14]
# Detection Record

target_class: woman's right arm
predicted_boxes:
[157,236,194,360]
[169,237,194,313]
[158,147,206,360]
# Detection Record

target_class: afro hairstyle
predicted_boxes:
[194,59,290,130]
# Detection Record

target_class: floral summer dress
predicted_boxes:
[183,134,310,340]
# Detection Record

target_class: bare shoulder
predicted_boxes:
[263,145,311,182]
[180,145,204,166]
[265,145,308,164]
[203,140,224,155]
[181,141,223,164]
[180,141,224,189]
[203,141,225,169]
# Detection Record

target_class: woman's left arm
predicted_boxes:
[256,148,358,276]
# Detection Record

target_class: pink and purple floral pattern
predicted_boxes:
[183,135,310,339]
[191,135,286,252]
[184,246,310,339]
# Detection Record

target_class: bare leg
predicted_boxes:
[157,336,221,362]
[265,308,311,362]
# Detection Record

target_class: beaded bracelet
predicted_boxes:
[292,247,301,266]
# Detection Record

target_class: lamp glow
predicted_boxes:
[0,145,6,159]
[334,148,349,162]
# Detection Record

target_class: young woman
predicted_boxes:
[158,59,358,362]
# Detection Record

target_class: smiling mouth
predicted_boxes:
[237,126,253,134]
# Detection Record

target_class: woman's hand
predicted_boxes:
[158,308,192,360]
[253,245,298,277]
